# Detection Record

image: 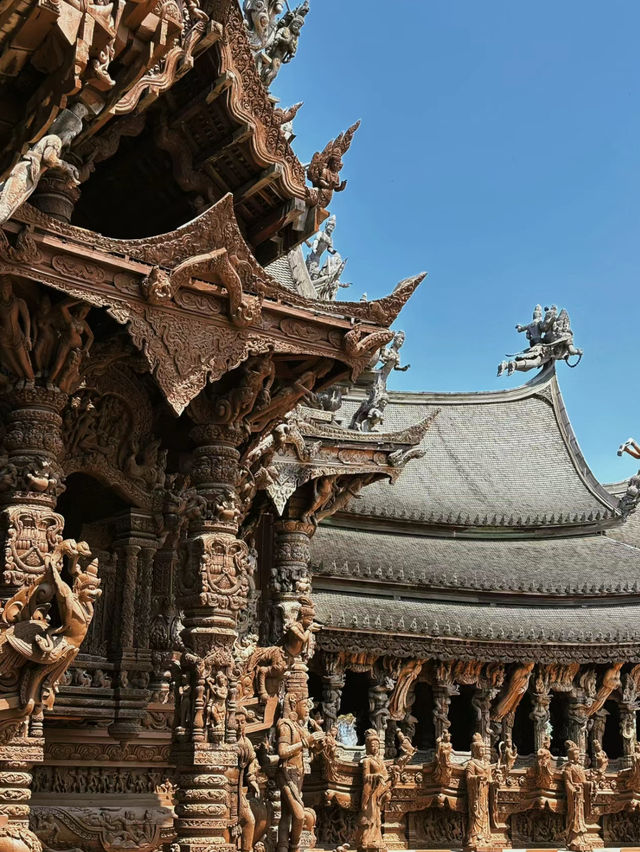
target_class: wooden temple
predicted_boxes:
[1,2,640,852]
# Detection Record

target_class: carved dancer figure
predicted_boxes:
[433,730,453,786]
[395,730,416,770]
[498,305,582,376]
[563,740,589,852]
[0,111,82,225]
[0,276,34,380]
[276,691,324,852]
[205,671,228,738]
[465,733,492,851]
[48,300,94,386]
[322,724,340,784]
[355,729,392,852]
[237,712,261,852]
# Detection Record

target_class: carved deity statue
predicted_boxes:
[433,730,453,787]
[276,691,324,852]
[0,112,81,225]
[350,331,409,432]
[563,740,589,852]
[312,252,351,301]
[465,733,492,851]
[257,2,309,87]
[497,733,517,782]
[498,305,583,377]
[534,735,555,789]
[355,729,392,852]
[305,214,336,277]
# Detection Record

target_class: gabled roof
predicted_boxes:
[337,365,621,535]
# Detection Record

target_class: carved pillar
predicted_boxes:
[1,386,67,598]
[271,519,313,634]
[530,687,552,753]
[620,703,637,768]
[0,385,68,851]
[368,668,394,750]
[30,165,81,223]
[271,517,314,706]
[320,653,345,731]
[173,423,249,852]
[473,687,496,747]
[589,708,607,764]
[567,698,589,762]
[0,740,43,852]
[432,681,459,740]
[108,511,159,739]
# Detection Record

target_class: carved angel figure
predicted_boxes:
[307,121,360,208]
[350,331,408,432]
[497,304,583,376]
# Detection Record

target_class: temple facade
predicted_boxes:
[0,3,639,852]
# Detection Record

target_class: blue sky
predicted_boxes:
[271,1,640,484]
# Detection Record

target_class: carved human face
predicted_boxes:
[296,697,309,722]
[366,735,379,756]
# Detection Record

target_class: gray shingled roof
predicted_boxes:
[311,525,640,597]
[314,589,640,648]
[338,368,619,532]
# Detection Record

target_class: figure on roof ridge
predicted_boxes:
[351,331,410,432]
[497,304,582,377]
[306,214,336,277]
[252,0,309,88]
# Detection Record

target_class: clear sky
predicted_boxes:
[271,0,640,485]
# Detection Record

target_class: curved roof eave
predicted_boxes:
[336,364,622,534]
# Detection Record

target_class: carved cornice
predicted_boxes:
[214,0,307,200]
[1,201,420,413]
[316,630,640,665]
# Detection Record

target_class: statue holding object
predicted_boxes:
[497,304,583,377]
